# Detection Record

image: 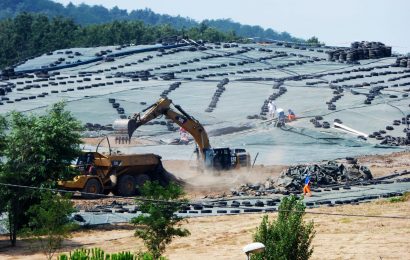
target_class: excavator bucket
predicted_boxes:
[113,119,141,138]
[127,119,140,138]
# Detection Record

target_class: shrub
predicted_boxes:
[58,248,167,260]
[23,192,76,260]
[131,181,190,259]
[252,195,315,260]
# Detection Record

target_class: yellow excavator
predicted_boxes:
[127,97,251,170]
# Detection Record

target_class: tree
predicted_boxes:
[0,115,6,158]
[0,102,83,246]
[0,12,243,69]
[252,195,315,260]
[23,191,76,260]
[306,36,320,45]
[131,181,190,259]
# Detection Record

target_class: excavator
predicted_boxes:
[126,97,251,170]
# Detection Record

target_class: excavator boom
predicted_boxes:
[127,98,211,158]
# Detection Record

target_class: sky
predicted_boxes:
[55,0,410,53]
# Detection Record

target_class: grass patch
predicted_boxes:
[339,218,352,224]
[387,192,410,203]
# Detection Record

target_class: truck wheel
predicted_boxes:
[82,178,102,199]
[135,174,150,194]
[117,175,137,197]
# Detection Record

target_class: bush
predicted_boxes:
[23,191,76,260]
[131,181,190,259]
[58,248,167,260]
[252,195,315,260]
[388,192,410,203]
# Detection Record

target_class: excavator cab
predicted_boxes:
[75,152,95,174]
[212,148,234,170]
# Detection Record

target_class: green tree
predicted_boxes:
[306,36,320,45]
[0,115,6,158]
[131,181,190,259]
[23,191,76,260]
[0,102,83,246]
[252,195,315,260]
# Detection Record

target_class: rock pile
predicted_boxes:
[232,160,373,196]
[274,160,373,192]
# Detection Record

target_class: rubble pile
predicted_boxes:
[232,160,373,196]
[274,160,373,192]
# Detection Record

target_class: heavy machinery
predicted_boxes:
[126,97,251,170]
[58,137,176,197]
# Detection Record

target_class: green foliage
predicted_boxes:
[0,102,83,246]
[252,195,315,260]
[306,36,320,45]
[0,12,241,69]
[0,0,300,45]
[131,181,190,259]
[58,247,165,260]
[3,102,83,185]
[0,0,303,69]
[388,192,409,203]
[23,191,76,260]
[0,115,6,159]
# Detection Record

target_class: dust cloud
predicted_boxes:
[162,160,286,198]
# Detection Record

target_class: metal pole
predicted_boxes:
[252,152,259,168]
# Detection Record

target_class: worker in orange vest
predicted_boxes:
[288,109,296,121]
[303,174,312,197]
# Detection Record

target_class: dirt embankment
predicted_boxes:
[357,151,410,178]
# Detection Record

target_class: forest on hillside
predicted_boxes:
[0,0,301,42]
[0,13,239,69]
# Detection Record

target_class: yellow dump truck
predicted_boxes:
[59,151,176,197]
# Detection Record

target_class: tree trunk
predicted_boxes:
[8,210,17,246]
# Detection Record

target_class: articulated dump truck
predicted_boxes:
[58,151,179,198]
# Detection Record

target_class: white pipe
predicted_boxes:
[333,122,368,137]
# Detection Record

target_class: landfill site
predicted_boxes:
[1,40,410,259]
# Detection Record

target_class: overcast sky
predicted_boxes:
[55,0,410,53]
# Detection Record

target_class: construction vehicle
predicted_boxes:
[58,137,177,197]
[126,97,251,170]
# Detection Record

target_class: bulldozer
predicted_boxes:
[124,97,251,171]
[58,137,177,197]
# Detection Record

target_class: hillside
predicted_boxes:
[0,0,301,42]
[0,12,239,69]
